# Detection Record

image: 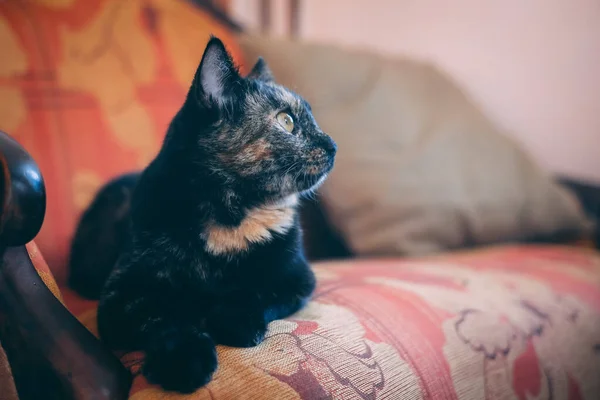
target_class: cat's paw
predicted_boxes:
[207,307,267,348]
[264,295,310,322]
[142,328,217,393]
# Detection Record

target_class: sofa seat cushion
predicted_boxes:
[62,244,600,399]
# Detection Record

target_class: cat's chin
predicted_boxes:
[299,173,329,198]
[312,174,328,190]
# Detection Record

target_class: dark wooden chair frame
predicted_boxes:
[0,131,131,399]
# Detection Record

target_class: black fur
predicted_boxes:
[68,173,137,299]
[68,36,336,393]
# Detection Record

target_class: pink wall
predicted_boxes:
[232,0,600,183]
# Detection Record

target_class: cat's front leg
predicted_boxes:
[206,298,268,348]
[206,262,316,348]
[98,266,218,394]
[262,261,316,323]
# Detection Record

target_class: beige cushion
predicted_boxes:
[238,35,592,256]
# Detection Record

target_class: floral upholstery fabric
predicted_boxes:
[59,244,600,399]
[26,241,64,304]
[0,0,245,283]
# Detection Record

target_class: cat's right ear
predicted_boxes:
[247,57,274,83]
[192,36,242,106]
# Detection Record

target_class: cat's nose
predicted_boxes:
[321,136,337,157]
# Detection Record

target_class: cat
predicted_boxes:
[67,36,337,393]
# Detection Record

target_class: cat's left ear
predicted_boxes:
[247,57,274,83]
[192,36,242,106]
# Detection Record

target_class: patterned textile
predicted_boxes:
[0,0,245,283]
[59,245,600,399]
[26,241,64,303]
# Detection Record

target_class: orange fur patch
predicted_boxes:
[217,139,272,176]
[204,195,298,255]
[240,138,271,162]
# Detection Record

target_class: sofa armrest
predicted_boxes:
[0,131,131,399]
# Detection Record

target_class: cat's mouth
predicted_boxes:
[304,139,337,176]
[303,161,333,176]
[295,154,335,191]
[289,137,336,192]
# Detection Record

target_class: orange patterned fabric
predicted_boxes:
[26,240,64,304]
[0,0,245,283]
[61,245,600,399]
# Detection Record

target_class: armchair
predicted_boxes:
[1,130,600,399]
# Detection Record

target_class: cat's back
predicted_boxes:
[68,172,141,299]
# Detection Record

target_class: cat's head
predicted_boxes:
[179,36,336,203]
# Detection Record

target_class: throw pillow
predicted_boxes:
[238,35,592,256]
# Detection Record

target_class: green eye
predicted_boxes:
[276,112,294,133]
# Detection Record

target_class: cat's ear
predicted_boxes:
[246,57,274,83]
[192,36,242,105]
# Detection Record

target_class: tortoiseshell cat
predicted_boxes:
[67,36,336,393]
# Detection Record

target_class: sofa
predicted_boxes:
[1,1,599,399]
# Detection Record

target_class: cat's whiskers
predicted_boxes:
[282,160,302,176]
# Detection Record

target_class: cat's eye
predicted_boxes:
[276,112,294,133]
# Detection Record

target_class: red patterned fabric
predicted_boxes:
[61,245,600,399]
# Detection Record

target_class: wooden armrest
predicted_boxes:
[0,131,131,399]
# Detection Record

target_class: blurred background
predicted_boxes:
[229,0,600,184]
